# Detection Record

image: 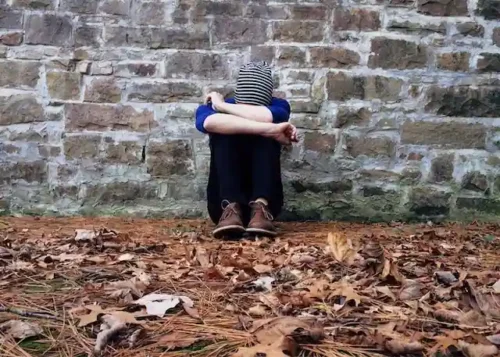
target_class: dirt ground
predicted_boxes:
[0,217,499,357]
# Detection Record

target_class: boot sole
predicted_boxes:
[246,227,278,237]
[213,225,246,238]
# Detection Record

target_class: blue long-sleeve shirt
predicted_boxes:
[195,97,291,134]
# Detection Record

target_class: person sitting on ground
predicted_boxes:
[195,61,298,238]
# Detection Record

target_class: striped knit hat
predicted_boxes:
[235,61,274,106]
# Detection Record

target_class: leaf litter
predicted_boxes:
[0,217,500,356]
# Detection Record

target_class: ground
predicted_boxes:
[0,217,499,357]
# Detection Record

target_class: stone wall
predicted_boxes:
[0,0,499,222]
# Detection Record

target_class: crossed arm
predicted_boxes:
[196,92,298,145]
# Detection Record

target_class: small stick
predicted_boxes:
[0,305,61,321]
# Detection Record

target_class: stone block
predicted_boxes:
[408,187,451,217]
[456,197,500,214]
[75,25,102,47]
[99,0,130,15]
[401,121,486,149]
[0,8,23,29]
[436,52,470,72]
[493,28,500,47]
[127,82,202,103]
[12,0,54,9]
[104,26,152,48]
[213,18,267,45]
[64,135,101,159]
[425,86,500,117]
[417,0,468,16]
[0,61,40,89]
[476,0,500,19]
[461,172,489,192]
[165,52,229,80]
[289,101,320,114]
[193,0,243,18]
[250,46,276,63]
[46,71,81,101]
[25,14,73,46]
[65,103,156,132]
[387,20,446,35]
[114,63,158,77]
[327,72,403,101]
[309,47,360,68]
[430,153,454,182]
[477,53,500,73]
[290,4,328,20]
[303,132,337,154]
[0,95,44,125]
[38,145,61,158]
[0,161,47,184]
[344,134,396,158]
[59,0,98,13]
[456,23,484,37]
[289,178,353,194]
[336,107,371,128]
[84,78,121,103]
[277,47,306,66]
[245,3,288,19]
[0,32,23,46]
[91,62,113,75]
[369,38,427,69]
[133,1,177,25]
[146,140,194,177]
[103,141,143,164]
[83,181,157,204]
[333,8,380,31]
[272,21,324,43]
[150,27,210,49]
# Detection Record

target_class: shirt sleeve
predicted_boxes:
[268,99,291,124]
[195,104,217,134]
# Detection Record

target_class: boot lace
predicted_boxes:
[250,201,274,221]
[220,200,239,220]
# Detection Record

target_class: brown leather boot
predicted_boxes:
[246,201,277,237]
[213,201,245,238]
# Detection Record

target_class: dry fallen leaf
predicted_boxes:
[399,280,424,301]
[248,304,268,317]
[0,320,42,339]
[486,334,500,346]
[251,317,324,346]
[253,276,275,291]
[195,246,210,268]
[492,279,500,293]
[74,229,97,241]
[117,253,135,262]
[385,339,424,354]
[134,293,194,318]
[459,341,499,357]
[254,264,273,274]
[233,336,298,357]
[327,232,357,265]
[375,286,396,301]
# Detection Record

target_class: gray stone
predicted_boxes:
[401,121,486,149]
[25,14,73,46]
[65,103,156,132]
[327,72,403,101]
[165,52,229,80]
[344,134,396,158]
[251,46,276,63]
[289,101,320,114]
[245,3,288,19]
[387,20,446,35]
[150,27,210,49]
[0,161,47,184]
[38,145,61,158]
[127,82,202,103]
[193,0,243,18]
[133,1,176,26]
[0,61,40,89]
[461,172,489,192]
[436,52,470,72]
[99,0,130,16]
[103,141,143,164]
[147,140,194,177]
[417,0,468,16]
[456,22,484,37]
[303,132,337,154]
[75,25,102,47]
[290,4,328,20]
[59,0,98,13]
[46,71,81,101]
[114,63,158,77]
[12,0,54,9]
[425,86,500,118]
[290,178,353,194]
[336,107,371,128]
[456,197,500,214]
[369,38,427,69]
[64,135,101,159]
[0,95,44,125]
[0,8,23,29]
[309,47,360,68]
[0,32,23,46]
[213,18,268,45]
[408,187,451,217]
[430,154,454,182]
[84,78,121,103]
[83,181,157,205]
[476,0,500,20]
[277,47,306,66]
[494,28,500,47]
[477,53,500,73]
[273,21,324,43]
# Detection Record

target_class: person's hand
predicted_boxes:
[266,123,298,145]
[205,92,225,112]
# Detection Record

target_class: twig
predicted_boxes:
[0,305,61,321]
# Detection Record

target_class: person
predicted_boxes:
[195,61,298,238]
